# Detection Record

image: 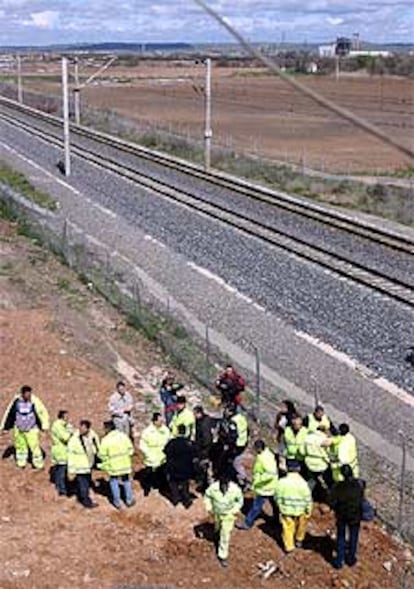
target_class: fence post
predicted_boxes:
[62,219,69,266]
[205,324,211,388]
[254,346,261,424]
[397,431,407,535]
[133,279,141,318]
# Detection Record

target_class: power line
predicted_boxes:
[192,0,414,162]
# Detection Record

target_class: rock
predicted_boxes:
[403,548,413,562]
[383,561,392,572]
[1,516,11,522]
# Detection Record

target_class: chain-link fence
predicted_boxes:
[1,184,414,558]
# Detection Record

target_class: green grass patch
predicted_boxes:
[0,162,58,211]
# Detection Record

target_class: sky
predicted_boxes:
[0,0,413,46]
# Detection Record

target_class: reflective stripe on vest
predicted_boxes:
[231,414,248,447]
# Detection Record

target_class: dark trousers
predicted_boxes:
[168,476,192,507]
[76,473,93,507]
[195,457,210,492]
[54,464,67,496]
[245,495,278,527]
[334,521,360,568]
[142,466,164,496]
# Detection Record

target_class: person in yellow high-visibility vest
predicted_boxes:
[303,405,331,433]
[331,424,360,483]
[283,415,308,464]
[139,412,171,496]
[236,440,278,530]
[303,425,332,498]
[51,410,74,496]
[227,405,249,488]
[67,420,99,509]
[1,385,49,470]
[204,474,244,568]
[170,395,195,440]
[99,420,135,509]
[275,459,313,553]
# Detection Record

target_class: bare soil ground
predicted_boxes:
[0,217,413,588]
[14,60,414,173]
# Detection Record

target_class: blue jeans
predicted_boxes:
[334,521,360,568]
[54,464,67,495]
[245,495,278,527]
[109,475,134,507]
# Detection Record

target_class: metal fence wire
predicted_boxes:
[1,186,414,560]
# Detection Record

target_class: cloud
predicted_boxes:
[326,17,344,25]
[0,0,413,45]
[27,10,59,29]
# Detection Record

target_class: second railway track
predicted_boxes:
[1,98,414,309]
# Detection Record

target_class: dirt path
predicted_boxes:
[0,218,412,588]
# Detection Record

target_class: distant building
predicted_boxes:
[318,44,336,58]
[348,50,392,58]
[335,37,352,56]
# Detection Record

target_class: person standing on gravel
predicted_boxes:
[67,420,98,509]
[204,474,244,568]
[139,412,171,496]
[275,459,313,553]
[330,464,363,569]
[236,440,278,530]
[159,373,184,427]
[164,424,195,508]
[50,410,74,496]
[98,420,135,509]
[108,381,134,438]
[215,364,246,409]
[170,395,195,440]
[1,385,49,470]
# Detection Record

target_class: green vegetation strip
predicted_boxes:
[0,161,58,211]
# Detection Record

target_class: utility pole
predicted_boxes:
[16,55,23,103]
[335,55,340,82]
[62,57,71,177]
[204,57,212,171]
[73,57,81,125]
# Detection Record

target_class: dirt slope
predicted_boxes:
[0,218,412,588]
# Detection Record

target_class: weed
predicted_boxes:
[0,162,58,211]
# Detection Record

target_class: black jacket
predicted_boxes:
[330,479,363,525]
[195,415,214,460]
[165,437,195,481]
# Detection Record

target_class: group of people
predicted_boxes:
[0,365,369,570]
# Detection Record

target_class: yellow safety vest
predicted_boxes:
[275,472,312,516]
[283,426,308,461]
[231,413,248,448]
[0,394,50,431]
[332,433,360,482]
[67,432,93,476]
[252,447,278,496]
[307,413,330,433]
[204,481,244,517]
[304,431,330,473]
[139,423,170,468]
[170,408,195,440]
[51,419,73,465]
[98,430,134,477]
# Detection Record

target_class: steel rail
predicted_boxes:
[1,108,414,310]
[1,95,414,257]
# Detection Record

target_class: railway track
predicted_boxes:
[1,96,414,310]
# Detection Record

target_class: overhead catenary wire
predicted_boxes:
[192,0,414,162]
